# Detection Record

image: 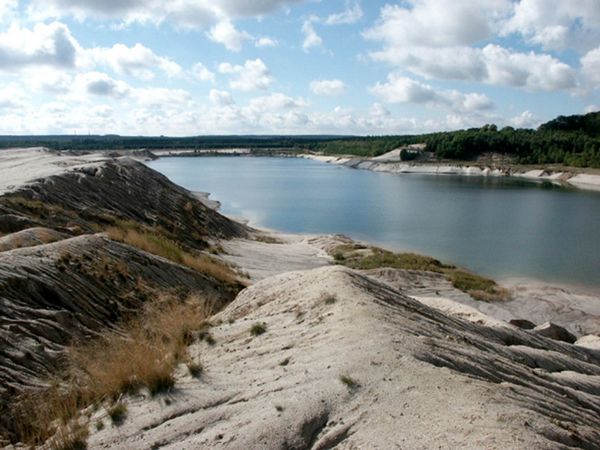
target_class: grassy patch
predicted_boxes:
[332,245,451,272]
[447,270,510,302]
[187,362,203,378]
[340,375,359,390]
[250,322,267,336]
[108,403,127,426]
[9,295,213,446]
[106,223,238,285]
[330,244,509,302]
[321,293,337,305]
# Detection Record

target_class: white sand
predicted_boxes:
[0,148,109,195]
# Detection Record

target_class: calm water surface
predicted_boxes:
[148,157,600,288]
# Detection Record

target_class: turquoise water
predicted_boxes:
[148,157,600,288]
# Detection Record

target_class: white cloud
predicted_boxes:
[207,20,251,52]
[310,79,347,96]
[218,58,273,91]
[134,87,191,107]
[76,72,130,98]
[0,82,26,109]
[364,1,578,92]
[325,0,363,25]
[301,16,322,52]
[0,0,17,23]
[246,92,306,111]
[584,105,598,114]
[502,0,600,52]
[364,1,511,48]
[0,22,80,71]
[89,43,182,80]
[21,67,73,93]
[369,44,576,91]
[255,37,278,48]
[27,0,303,28]
[190,62,215,83]
[369,74,493,112]
[581,46,600,87]
[510,110,539,128]
[209,89,235,105]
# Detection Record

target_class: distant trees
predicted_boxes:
[317,112,600,168]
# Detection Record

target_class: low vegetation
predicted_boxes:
[331,244,510,302]
[9,294,214,446]
[108,403,127,426]
[250,322,267,336]
[340,375,359,390]
[106,221,239,285]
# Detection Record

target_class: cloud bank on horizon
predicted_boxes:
[0,0,599,135]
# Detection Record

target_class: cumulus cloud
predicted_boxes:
[364,1,511,48]
[325,0,363,25]
[88,43,182,80]
[209,89,235,105]
[369,74,493,112]
[134,87,191,107]
[255,37,278,48]
[581,46,600,87]
[0,0,17,23]
[301,16,322,52]
[207,20,252,52]
[190,62,215,83]
[369,44,576,91]
[310,79,347,96]
[0,22,80,71]
[247,92,307,111]
[27,0,303,27]
[365,1,578,92]
[502,0,600,52]
[77,72,130,98]
[510,110,540,128]
[218,58,273,91]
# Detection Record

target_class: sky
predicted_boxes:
[0,0,599,136]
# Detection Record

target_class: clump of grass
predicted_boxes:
[321,293,337,305]
[331,244,509,302]
[187,362,203,378]
[250,322,267,336]
[95,420,104,431]
[47,423,89,450]
[106,224,238,285]
[203,334,216,345]
[333,251,345,263]
[331,245,451,272]
[340,375,359,390]
[8,295,214,446]
[447,270,510,302]
[108,403,127,426]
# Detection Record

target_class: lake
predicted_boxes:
[148,157,600,288]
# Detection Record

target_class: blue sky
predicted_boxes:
[0,0,599,135]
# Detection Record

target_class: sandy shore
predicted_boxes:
[301,153,600,192]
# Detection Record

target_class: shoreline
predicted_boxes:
[300,153,600,192]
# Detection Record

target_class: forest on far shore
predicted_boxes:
[1,111,599,168]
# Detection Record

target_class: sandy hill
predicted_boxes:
[88,266,600,449]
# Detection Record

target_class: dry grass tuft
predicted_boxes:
[9,294,214,446]
[106,224,238,285]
